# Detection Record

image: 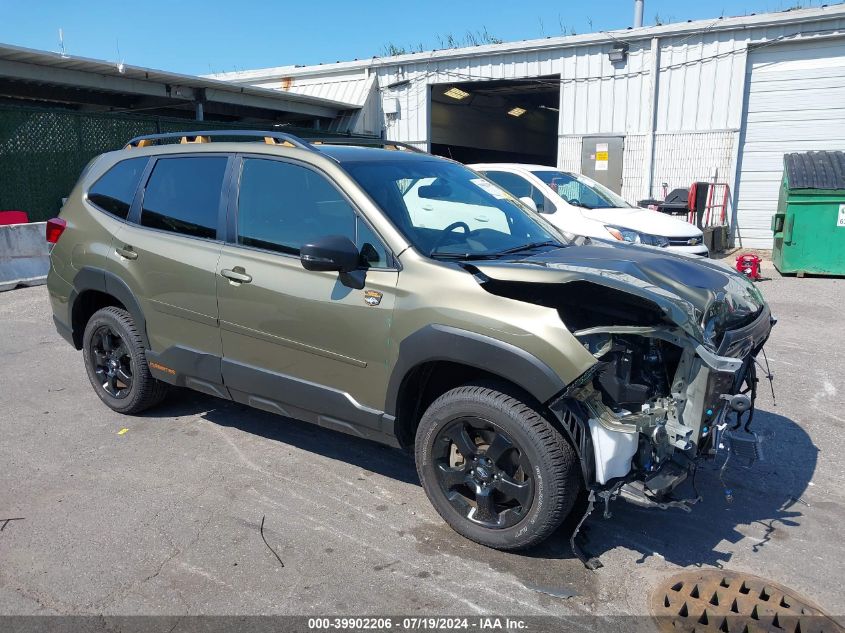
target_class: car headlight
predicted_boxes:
[604,226,669,248]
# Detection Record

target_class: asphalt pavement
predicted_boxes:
[0,269,843,622]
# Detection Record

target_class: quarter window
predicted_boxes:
[237,158,389,268]
[87,157,148,219]
[140,156,228,239]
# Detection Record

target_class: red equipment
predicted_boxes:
[736,254,763,281]
[0,210,28,225]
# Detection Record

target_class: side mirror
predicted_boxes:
[519,196,538,213]
[300,235,360,273]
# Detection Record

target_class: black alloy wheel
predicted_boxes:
[415,382,581,550]
[90,325,133,398]
[82,306,168,414]
[433,418,534,529]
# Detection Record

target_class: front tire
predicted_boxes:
[82,306,168,415]
[415,382,581,550]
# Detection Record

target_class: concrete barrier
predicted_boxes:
[0,222,49,292]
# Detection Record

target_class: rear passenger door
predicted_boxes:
[112,154,233,392]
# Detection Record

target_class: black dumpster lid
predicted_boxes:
[784,151,845,190]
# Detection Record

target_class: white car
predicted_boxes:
[469,163,709,257]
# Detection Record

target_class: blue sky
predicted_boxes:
[0,0,831,75]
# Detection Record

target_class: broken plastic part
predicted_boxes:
[570,490,603,570]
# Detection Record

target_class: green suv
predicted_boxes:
[47,131,774,562]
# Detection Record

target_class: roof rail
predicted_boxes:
[305,138,427,153]
[124,130,314,150]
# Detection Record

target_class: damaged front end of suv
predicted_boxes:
[470,245,775,567]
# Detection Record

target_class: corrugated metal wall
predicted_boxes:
[735,35,845,247]
[222,8,845,248]
[370,14,845,247]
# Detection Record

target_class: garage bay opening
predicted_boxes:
[429,76,560,166]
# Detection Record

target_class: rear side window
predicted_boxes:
[87,158,148,219]
[141,156,228,239]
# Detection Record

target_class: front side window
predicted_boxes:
[141,156,228,239]
[343,158,565,259]
[237,158,389,268]
[87,157,148,219]
[533,170,632,210]
[483,171,553,213]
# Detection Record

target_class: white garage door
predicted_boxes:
[736,37,845,248]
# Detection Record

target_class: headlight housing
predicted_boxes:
[605,225,670,248]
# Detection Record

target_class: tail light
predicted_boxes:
[46,217,67,244]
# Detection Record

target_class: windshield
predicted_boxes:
[533,170,633,210]
[342,159,567,259]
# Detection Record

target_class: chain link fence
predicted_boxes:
[0,105,348,222]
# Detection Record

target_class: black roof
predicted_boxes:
[784,151,845,190]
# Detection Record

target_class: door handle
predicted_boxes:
[115,245,138,260]
[221,267,252,284]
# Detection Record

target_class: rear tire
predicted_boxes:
[415,382,581,550]
[82,307,168,415]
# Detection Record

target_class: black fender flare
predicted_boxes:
[69,266,149,349]
[385,324,566,417]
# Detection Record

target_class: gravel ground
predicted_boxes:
[0,269,843,624]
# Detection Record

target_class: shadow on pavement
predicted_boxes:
[551,407,816,568]
[144,392,816,568]
[143,387,421,486]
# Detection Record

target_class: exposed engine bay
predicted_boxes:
[471,255,776,567]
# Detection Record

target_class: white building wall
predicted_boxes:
[735,35,845,247]
[216,6,845,248]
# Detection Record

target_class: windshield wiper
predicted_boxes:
[429,251,500,261]
[494,240,562,256]
[430,241,561,261]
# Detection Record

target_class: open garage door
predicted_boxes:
[735,37,845,248]
[429,76,560,166]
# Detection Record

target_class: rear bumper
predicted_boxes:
[53,315,75,346]
[47,263,76,348]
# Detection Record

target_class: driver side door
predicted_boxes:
[216,155,399,439]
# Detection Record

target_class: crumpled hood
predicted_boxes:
[471,241,766,347]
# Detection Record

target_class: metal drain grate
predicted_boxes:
[650,569,842,633]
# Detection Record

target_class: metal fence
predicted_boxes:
[0,105,345,222]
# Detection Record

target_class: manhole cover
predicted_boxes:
[650,569,842,633]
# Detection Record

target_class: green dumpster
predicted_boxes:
[771,150,845,276]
